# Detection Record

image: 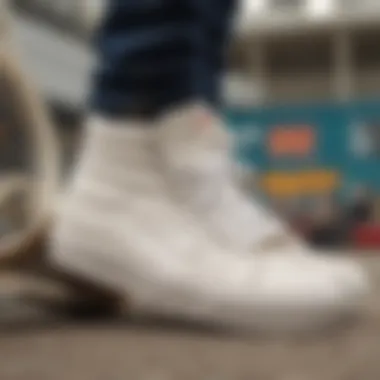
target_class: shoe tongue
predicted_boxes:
[162,104,228,147]
[160,105,231,175]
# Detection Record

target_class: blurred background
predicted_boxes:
[6,0,380,250]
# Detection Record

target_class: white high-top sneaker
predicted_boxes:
[156,103,368,293]
[50,116,368,334]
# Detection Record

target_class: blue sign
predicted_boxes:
[225,99,380,196]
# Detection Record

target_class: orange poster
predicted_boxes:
[260,170,340,197]
[268,126,315,156]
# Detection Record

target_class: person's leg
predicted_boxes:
[199,0,237,107]
[50,0,369,333]
[90,0,215,117]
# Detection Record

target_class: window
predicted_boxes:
[350,122,380,158]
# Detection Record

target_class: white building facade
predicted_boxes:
[230,0,380,106]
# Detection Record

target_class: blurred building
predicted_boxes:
[226,0,380,225]
[12,0,104,36]
[9,0,99,112]
[228,0,380,105]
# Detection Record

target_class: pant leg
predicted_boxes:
[90,0,199,117]
[90,0,237,118]
[193,0,237,108]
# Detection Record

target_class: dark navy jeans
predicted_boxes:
[91,0,236,118]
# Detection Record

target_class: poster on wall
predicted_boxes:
[226,102,380,248]
[350,121,380,158]
[268,125,315,158]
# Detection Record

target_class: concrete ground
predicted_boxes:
[0,253,379,380]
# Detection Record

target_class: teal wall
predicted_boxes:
[226,99,380,196]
